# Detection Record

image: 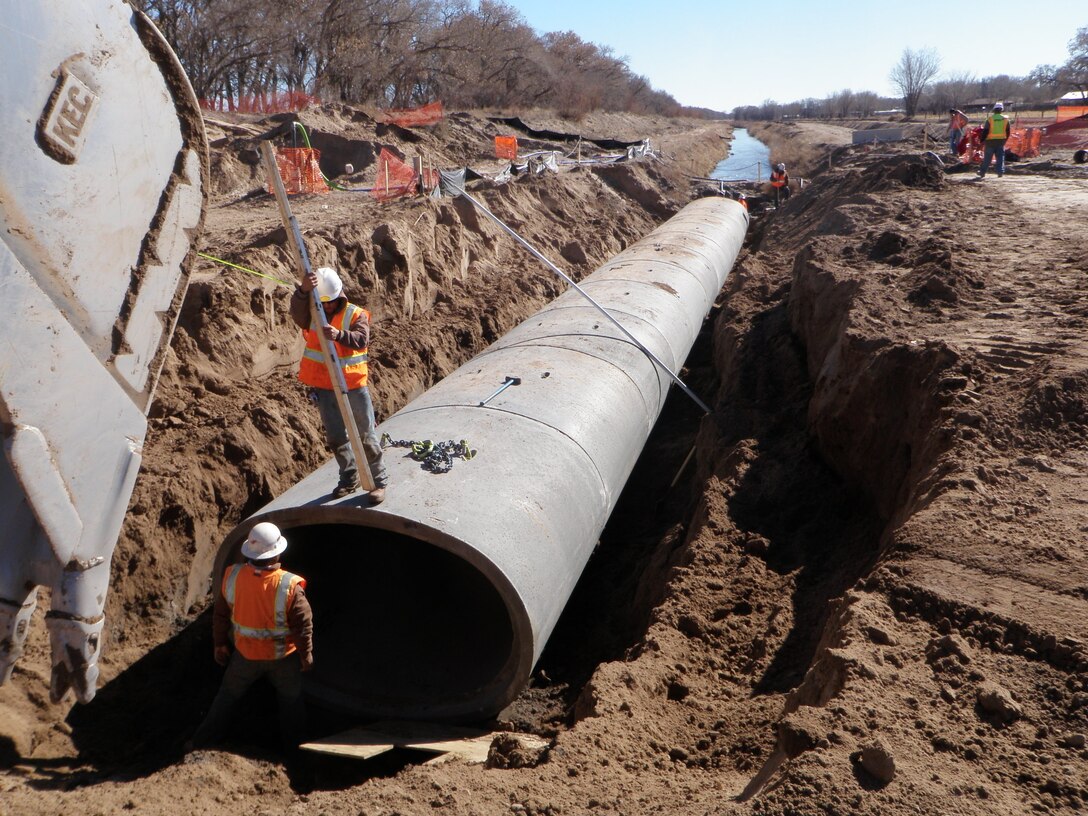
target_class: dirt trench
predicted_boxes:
[4,114,1088,816]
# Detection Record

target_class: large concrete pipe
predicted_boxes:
[216,197,748,721]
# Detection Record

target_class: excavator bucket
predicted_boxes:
[0,1,207,702]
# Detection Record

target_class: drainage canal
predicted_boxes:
[711,127,771,182]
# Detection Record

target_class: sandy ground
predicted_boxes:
[3,108,1088,815]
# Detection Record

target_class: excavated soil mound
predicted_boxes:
[3,111,1088,816]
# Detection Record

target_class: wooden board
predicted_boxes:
[301,719,548,764]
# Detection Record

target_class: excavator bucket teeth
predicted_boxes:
[0,1,208,701]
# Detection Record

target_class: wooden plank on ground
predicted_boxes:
[299,737,395,761]
[301,719,549,764]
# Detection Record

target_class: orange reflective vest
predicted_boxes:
[223,564,306,660]
[770,170,787,188]
[986,114,1009,140]
[298,302,369,390]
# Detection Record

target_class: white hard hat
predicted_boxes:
[993,102,1004,111]
[315,266,343,302]
[776,163,786,172]
[241,521,287,560]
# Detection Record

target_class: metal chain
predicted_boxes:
[380,433,477,474]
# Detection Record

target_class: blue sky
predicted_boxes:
[504,0,1081,111]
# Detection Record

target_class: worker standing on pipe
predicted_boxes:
[770,163,790,207]
[290,266,389,502]
[190,522,313,752]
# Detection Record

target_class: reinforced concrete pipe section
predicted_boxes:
[217,197,749,721]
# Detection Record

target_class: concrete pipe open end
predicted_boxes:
[217,507,532,723]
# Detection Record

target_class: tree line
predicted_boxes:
[734,26,1088,121]
[135,0,701,118]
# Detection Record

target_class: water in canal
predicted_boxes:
[710,128,771,182]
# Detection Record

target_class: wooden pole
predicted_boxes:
[412,156,424,195]
[259,142,375,491]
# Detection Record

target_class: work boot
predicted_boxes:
[368,487,386,505]
[332,479,359,499]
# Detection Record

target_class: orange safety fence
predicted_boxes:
[1005,127,1042,158]
[267,147,329,195]
[371,148,418,201]
[1042,114,1088,149]
[494,135,518,160]
[201,91,316,114]
[1056,105,1088,123]
[959,125,1043,163]
[379,101,444,128]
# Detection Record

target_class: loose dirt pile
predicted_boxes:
[3,109,1088,816]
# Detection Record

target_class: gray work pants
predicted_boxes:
[314,386,388,488]
[191,651,306,750]
[979,140,1006,177]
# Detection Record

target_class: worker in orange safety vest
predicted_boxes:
[290,265,388,502]
[978,102,1011,178]
[769,162,790,207]
[190,522,313,752]
[947,108,969,154]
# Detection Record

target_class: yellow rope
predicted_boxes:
[196,251,293,287]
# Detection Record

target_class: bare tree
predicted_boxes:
[854,91,879,117]
[889,47,941,117]
[929,71,977,113]
[136,0,685,115]
[1032,25,1088,96]
[831,88,855,118]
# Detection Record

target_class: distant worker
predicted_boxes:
[947,108,968,154]
[769,163,790,207]
[737,193,748,211]
[978,103,1011,178]
[190,522,313,752]
[290,266,389,502]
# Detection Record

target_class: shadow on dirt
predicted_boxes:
[64,613,216,771]
[56,611,421,792]
[711,296,884,696]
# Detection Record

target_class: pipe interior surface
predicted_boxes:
[270,525,515,714]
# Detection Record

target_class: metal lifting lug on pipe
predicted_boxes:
[478,376,521,407]
[215,196,749,722]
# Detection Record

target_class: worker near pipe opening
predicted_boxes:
[190,522,313,752]
[290,265,389,502]
[769,163,790,207]
[978,103,1011,178]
